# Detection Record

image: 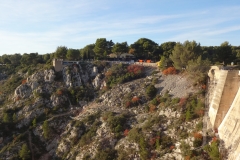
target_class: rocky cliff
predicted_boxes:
[0,62,210,160]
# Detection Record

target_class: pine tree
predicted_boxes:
[19,143,30,160]
[43,120,50,139]
[12,113,17,123]
[32,118,37,127]
[3,113,11,123]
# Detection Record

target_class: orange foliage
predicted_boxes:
[127,65,144,75]
[193,132,203,139]
[125,101,131,108]
[124,129,129,136]
[149,136,160,146]
[150,152,156,160]
[202,84,206,90]
[56,89,63,95]
[185,155,191,160]
[22,79,27,84]
[179,97,187,107]
[16,96,21,101]
[129,48,135,54]
[132,96,140,103]
[102,116,108,121]
[170,145,175,150]
[102,86,109,91]
[105,71,112,77]
[195,109,204,117]
[149,137,157,146]
[162,67,177,75]
[149,104,156,112]
[212,136,218,142]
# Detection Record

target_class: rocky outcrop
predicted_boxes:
[14,84,32,99]
[62,65,82,88]
[16,98,46,128]
[91,66,98,77]
[44,69,55,82]
[13,69,55,100]
[50,94,68,107]
[62,63,101,88]
[92,74,103,89]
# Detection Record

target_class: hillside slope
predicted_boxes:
[0,62,209,160]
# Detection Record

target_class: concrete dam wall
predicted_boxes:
[208,66,240,159]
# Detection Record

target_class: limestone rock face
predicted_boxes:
[28,71,44,82]
[14,84,32,99]
[91,66,98,77]
[50,94,68,107]
[13,70,55,101]
[44,69,55,82]
[92,74,103,88]
[17,103,45,129]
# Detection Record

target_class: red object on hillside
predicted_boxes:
[127,65,144,75]
[162,67,177,75]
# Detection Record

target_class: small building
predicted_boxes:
[108,53,118,58]
[119,53,135,59]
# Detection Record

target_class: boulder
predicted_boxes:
[14,84,32,100]
[44,69,55,82]
[92,74,102,88]
[91,66,98,77]
[50,94,68,107]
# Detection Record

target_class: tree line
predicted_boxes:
[1,38,240,66]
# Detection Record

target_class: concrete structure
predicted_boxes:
[218,88,240,160]
[53,59,63,72]
[208,66,240,159]
[119,53,135,59]
[53,59,86,72]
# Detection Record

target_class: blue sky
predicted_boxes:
[0,0,240,55]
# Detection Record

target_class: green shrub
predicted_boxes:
[180,141,192,156]
[151,98,159,105]
[146,84,157,99]
[204,141,220,160]
[193,138,202,147]
[43,120,50,139]
[128,128,142,142]
[19,143,30,160]
[94,148,117,160]
[196,121,203,131]
[171,98,180,104]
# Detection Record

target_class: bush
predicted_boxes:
[171,98,180,104]
[196,121,203,131]
[123,129,129,136]
[127,65,144,76]
[94,148,117,160]
[146,84,157,99]
[19,143,30,160]
[131,96,140,105]
[43,120,50,139]
[204,141,220,160]
[107,113,127,138]
[105,64,144,88]
[162,67,177,75]
[151,98,159,105]
[128,128,142,142]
